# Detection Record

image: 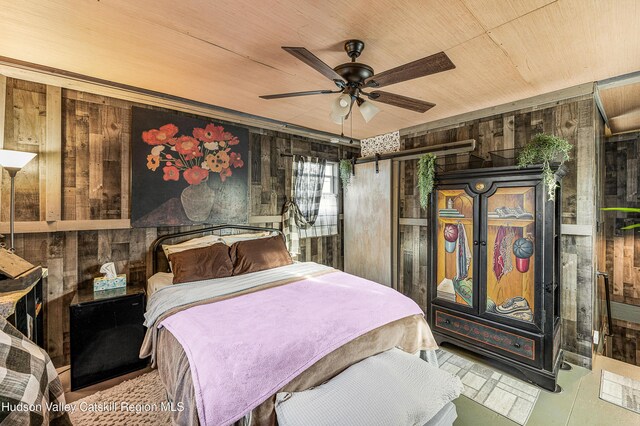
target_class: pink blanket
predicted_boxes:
[160,271,424,426]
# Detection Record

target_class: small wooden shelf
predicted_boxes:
[487,218,534,227]
[438,217,472,224]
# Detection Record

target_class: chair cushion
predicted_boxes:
[275,348,462,426]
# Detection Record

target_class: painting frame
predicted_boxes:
[131,107,249,227]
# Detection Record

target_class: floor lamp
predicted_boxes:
[0,149,37,252]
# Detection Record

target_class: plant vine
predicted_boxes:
[517,133,572,201]
[339,159,353,188]
[418,153,437,209]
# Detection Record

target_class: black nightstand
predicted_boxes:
[70,285,149,390]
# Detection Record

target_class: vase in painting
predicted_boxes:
[181,181,215,222]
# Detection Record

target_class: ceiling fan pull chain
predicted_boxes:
[350,112,354,144]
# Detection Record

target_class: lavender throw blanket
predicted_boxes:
[159,270,424,426]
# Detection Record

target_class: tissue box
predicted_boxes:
[93,274,127,292]
[93,286,127,300]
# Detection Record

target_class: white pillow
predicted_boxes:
[147,272,174,296]
[162,235,224,260]
[275,348,462,426]
[220,231,277,246]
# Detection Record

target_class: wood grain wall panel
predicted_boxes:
[45,85,62,221]
[611,318,640,366]
[1,78,46,221]
[2,78,355,366]
[603,133,640,366]
[398,224,428,312]
[400,97,596,363]
[62,91,130,221]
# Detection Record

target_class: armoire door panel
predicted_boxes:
[433,186,478,312]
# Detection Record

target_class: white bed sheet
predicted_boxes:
[144,262,334,327]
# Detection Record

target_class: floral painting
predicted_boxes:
[131,107,249,227]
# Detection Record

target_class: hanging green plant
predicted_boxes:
[517,133,572,201]
[418,153,437,209]
[339,159,353,188]
[601,207,640,230]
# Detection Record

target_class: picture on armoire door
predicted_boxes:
[436,189,474,307]
[485,187,536,323]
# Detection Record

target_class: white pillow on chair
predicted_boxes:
[275,348,462,426]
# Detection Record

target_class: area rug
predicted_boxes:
[69,370,171,425]
[436,349,540,425]
[599,370,640,414]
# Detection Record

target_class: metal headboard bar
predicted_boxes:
[150,224,283,274]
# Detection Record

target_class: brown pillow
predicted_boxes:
[168,243,233,284]
[231,234,293,275]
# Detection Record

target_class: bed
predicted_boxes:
[140,225,461,426]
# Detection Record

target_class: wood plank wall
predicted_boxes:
[603,132,640,365]
[398,97,598,365]
[1,77,358,366]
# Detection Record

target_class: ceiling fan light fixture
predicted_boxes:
[329,110,344,125]
[331,93,352,116]
[358,100,380,123]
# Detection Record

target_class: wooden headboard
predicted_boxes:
[150,224,283,275]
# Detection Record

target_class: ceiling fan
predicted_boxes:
[259,39,455,124]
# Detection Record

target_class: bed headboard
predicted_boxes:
[150,224,283,275]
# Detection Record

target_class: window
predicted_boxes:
[299,162,339,238]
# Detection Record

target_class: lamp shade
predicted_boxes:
[331,93,352,117]
[0,149,37,170]
[329,111,344,125]
[358,100,380,123]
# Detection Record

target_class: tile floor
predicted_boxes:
[437,349,540,424]
[446,344,640,425]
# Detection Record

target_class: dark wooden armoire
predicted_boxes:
[428,164,566,391]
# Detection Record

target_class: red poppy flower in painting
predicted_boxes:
[229,152,244,168]
[162,165,180,181]
[144,121,244,185]
[183,165,209,185]
[224,132,240,145]
[143,123,179,145]
[174,136,200,156]
[220,167,233,182]
[184,147,203,161]
[193,124,225,143]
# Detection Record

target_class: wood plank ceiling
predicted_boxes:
[599,82,640,134]
[0,0,638,139]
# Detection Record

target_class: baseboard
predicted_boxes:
[563,350,592,369]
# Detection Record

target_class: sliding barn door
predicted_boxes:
[344,159,392,286]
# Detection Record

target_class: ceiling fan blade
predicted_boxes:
[365,51,455,88]
[259,89,338,100]
[367,91,435,113]
[282,47,344,82]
